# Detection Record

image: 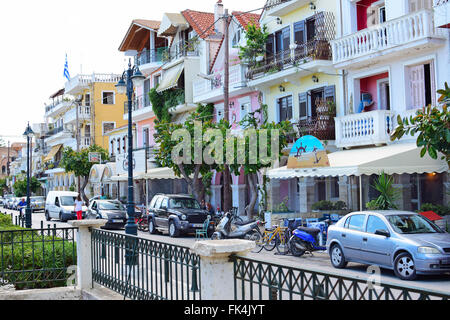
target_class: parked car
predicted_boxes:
[31,196,46,212]
[45,191,88,222]
[87,199,127,230]
[147,194,213,238]
[326,210,450,281]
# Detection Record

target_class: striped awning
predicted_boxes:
[156,62,184,93]
[43,144,63,163]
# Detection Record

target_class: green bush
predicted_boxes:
[312,200,348,211]
[420,203,450,216]
[0,213,13,227]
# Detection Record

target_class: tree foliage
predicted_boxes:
[391,83,450,166]
[238,23,269,64]
[60,144,109,202]
[13,177,41,197]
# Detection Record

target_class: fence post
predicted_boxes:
[191,239,255,300]
[67,220,107,291]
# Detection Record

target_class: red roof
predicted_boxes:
[181,10,216,39]
[232,11,260,30]
[420,211,443,221]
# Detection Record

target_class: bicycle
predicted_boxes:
[253,223,289,254]
[134,207,149,232]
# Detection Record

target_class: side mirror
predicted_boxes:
[160,206,167,211]
[375,229,390,237]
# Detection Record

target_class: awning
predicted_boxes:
[43,144,63,163]
[158,13,189,37]
[156,62,184,93]
[110,173,144,182]
[139,167,183,180]
[267,143,449,180]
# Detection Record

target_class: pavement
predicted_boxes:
[3,208,450,294]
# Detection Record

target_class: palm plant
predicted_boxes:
[367,172,400,210]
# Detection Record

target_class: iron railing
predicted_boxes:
[91,229,201,300]
[233,255,450,300]
[135,47,168,66]
[0,219,77,290]
[163,39,200,62]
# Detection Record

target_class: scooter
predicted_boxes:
[288,221,330,257]
[211,211,262,240]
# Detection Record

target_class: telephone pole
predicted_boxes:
[222,9,233,214]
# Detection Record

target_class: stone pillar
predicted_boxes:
[393,174,412,211]
[349,176,359,211]
[268,180,281,212]
[191,240,255,300]
[338,176,350,207]
[298,177,315,214]
[443,173,450,207]
[232,184,246,215]
[68,220,107,291]
[210,185,222,211]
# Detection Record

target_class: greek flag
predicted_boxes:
[64,54,70,81]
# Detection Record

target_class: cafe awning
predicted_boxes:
[139,167,184,180]
[267,143,449,180]
[43,144,63,163]
[156,62,184,93]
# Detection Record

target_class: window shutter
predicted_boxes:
[282,26,291,53]
[287,95,293,120]
[266,34,275,57]
[366,6,378,27]
[324,85,336,103]
[294,21,305,45]
[299,92,308,120]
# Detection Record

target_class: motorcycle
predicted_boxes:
[288,221,330,257]
[211,211,263,241]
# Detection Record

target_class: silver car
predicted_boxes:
[326,211,450,281]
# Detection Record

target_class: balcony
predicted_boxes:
[434,0,450,28]
[45,98,73,118]
[335,110,399,149]
[123,95,154,121]
[265,0,311,17]
[65,73,122,95]
[332,9,447,69]
[193,64,249,103]
[135,47,167,74]
[163,40,199,63]
[64,106,91,125]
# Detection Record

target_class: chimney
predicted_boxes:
[214,0,224,34]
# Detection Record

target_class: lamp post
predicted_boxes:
[23,122,34,229]
[115,59,145,237]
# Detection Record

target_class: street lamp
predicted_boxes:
[116,59,145,237]
[23,122,34,229]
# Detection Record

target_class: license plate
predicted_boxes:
[112,220,123,223]
[192,224,203,228]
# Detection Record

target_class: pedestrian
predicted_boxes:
[200,199,206,210]
[206,202,215,216]
[17,198,27,219]
[74,195,84,221]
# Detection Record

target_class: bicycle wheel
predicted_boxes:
[275,233,289,255]
[249,232,264,253]
[263,233,278,251]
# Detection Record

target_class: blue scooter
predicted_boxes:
[288,222,330,257]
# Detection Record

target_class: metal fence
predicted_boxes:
[91,229,201,300]
[233,255,450,300]
[0,223,77,290]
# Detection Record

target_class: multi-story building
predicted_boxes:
[267,0,450,214]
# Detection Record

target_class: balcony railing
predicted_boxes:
[135,47,167,66]
[64,106,91,124]
[332,9,446,65]
[193,64,245,99]
[123,95,152,114]
[335,110,396,149]
[163,40,200,62]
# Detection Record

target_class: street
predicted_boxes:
[5,208,450,294]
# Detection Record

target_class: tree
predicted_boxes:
[391,83,450,166]
[60,144,109,203]
[13,177,41,197]
[238,22,269,64]
[229,105,292,218]
[154,104,216,202]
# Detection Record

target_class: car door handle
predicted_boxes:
[363,238,368,242]
[341,234,346,238]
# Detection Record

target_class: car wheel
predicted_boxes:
[330,244,348,269]
[211,232,222,240]
[168,220,180,238]
[45,211,51,222]
[59,212,67,223]
[394,252,417,281]
[148,218,158,235]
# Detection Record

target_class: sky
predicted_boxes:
[0,0,264,143]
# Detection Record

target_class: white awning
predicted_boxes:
[267,143,449,180]
[138,167,183,180]
[156,62,184,93]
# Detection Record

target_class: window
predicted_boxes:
[161,198,169,209]
[144,79,151,107]
[84,93,91,107]
[216,104,225,122]
[345,214,366,232]
[154,75,161,88]
[154,196,163,210]
[277,95,293,122]
[366,215,388,234]
[379,6,386,24]
[102,92,115,105]
[294,21,305,45]
[240,102,251,121]
[407,62,435,110]
[103,122,115,135]
[299,85,335,121]
[143,127,150,148]
[232,28,242,47]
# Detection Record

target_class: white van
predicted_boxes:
[45,191,88,222]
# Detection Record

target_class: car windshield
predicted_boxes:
[60,196,76,206]
[98,201,125,211]
[386,215,442,234]
[169,198,201,209]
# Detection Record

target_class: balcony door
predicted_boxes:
[277,95,293,122]
[407,62,435,110]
